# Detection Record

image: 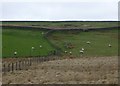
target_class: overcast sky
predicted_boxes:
[1,0,119,21]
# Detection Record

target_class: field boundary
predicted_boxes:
[2,56,63,74]
[2,25,119,30]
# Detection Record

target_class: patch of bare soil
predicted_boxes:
[2,56,118,84]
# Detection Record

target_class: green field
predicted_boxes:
[2,22,119,58]
[48,29,118,57]
[2,28,56,58]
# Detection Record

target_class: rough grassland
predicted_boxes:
[3,56,118,84]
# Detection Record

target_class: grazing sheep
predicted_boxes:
[69,51,72,55]
[86,41,91,44]
[108,44,112,47]
[40,45,42,48]
[14,51,17,55]
[82,48,84,51]
[32,47,35,50]
[80,50,84,54]
[65,51,67,53]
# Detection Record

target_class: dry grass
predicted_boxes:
[2,56,118,84]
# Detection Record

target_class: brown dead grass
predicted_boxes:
[2,56,118,84]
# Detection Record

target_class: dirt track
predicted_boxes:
[2,56,118,84]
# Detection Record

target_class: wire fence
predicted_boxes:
[2,28,63,74]
[2,56,61,74]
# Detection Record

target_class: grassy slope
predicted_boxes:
[2,22,119,57]
[2,28,55,57]
[48,29,118,57]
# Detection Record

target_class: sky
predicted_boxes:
[1,0,119,21]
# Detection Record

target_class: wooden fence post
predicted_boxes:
[8,63,10,72]
[19,61,21,70]
[3,64,5,74]
[15,62,18,70]
[27,58,30,66]
[39,57,40,63]
[11,63,14,72]
[21,61,24,70]
[30,58,32,66]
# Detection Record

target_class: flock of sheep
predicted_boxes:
[64,41,112,55]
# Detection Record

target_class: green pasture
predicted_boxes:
[2,21,119,58]
[2,28,55,58]
[48,29,118,57]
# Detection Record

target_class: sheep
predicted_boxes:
[31,47,35,50]
[40,45,42,48]
[65,51,67,53]
[108,44,112,47]
[80,50,84,54]
[69,51,72,55]
[14,51,17,55]
[86,41,91,44]
[82,48,84,51]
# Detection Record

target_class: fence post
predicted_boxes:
[25,59,28,69]
[21,60,24,70]
[11,63,14,72]
[24,60,26,69]
[8,63,10,72]
[39,57,41,63]
[15,62,18,70]
[34,57,36,64]
[3,64,5,74]
[27,58,30,66]
[19,61,21,70]
[30,58,32,66]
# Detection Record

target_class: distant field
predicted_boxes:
[2,21,118,29]
[2,27,55,58]
[48,29,118,57]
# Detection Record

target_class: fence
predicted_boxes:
[2,56,62,74]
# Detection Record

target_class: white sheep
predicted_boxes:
[14,51,17,55]
[40,45,42,48]
[65,51,67,53]
[82,48,84,51]
[69,51,72,54]
[80,50,84,54]
[108,44,112,47]
[32,47,35,50]
[86,41,91,44]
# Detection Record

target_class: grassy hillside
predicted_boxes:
[48,29,118,57]
[2,28,56,58]
[2,21,118,58]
